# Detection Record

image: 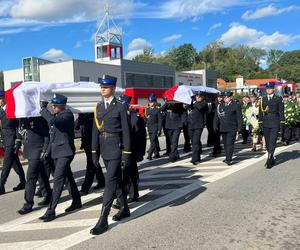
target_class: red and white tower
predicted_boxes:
[94,1,123,65]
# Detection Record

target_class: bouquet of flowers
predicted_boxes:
[245,106,260,134]
[284,101,300,127]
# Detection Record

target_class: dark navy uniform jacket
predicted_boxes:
[0,107,21,147]
[145,106,162,133]
[75,113,94,151]
[214,101,243,133]
[188,101,209,129]
[92,97,131,160]
[20,117,50,160]
[160,103,186,130]
[40,108,75,159]
[258,95,284,128]
[130,109,146,161]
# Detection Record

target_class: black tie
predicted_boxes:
[106,102,109,109]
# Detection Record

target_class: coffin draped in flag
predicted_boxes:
[163,85,219,104]
[5,81,124,119]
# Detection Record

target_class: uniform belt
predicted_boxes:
[99,132,121,138]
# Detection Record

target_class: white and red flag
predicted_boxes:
[5,81,124,119]
[163,85,219,104]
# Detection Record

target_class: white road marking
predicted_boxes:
[0,143,294,250]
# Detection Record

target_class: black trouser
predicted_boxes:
[221,131,236,161]
[39,158,54,198]
[190,128,203,162]
[102,158,126,208]
[206,124,215,147]
[263,127,279,155]
[81,149,105,192]
[213,130,222,154]
[0,146,25,186]
[183,125,191,151]
[123,154,139,199]
[241,125,249,143]
[282,126,292,144]
[148,130,159,157]
[47,156,81,214]
[167,129,181,161]
[163,127,171,154]
[24,159,51,207]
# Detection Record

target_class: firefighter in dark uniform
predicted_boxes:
[90,75,132,235]
[0,91,26,195]
[214,92,243,165]
[17,116,52,214]
[161,100,171,156]
[188,91,208,165]
[258,82,284,169]
[182,105,192,152]
[211,93,223,156]
[75,113,105,195]
[145,93,162,160]
[120,95,146,202]
[160,101,185,162]
[39,94,82,222]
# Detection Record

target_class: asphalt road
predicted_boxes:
[0,131,299,250]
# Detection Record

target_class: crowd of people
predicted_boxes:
[0,76,300,235]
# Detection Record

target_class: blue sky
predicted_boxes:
[0,0,300,70]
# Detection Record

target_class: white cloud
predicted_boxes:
[0,28,26,35]
[127,38,151,51]
[162,34,182,43]
[125,49,144,59]
[207,22,222,35]
[125,38,151,59]
[220,23,300,49]
[41,48,71,62]
[242,4,299,20]
[143,0,258,19]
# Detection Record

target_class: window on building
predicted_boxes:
[125,72,174,88]
[80,76,90,82]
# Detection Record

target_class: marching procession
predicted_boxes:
[0,76,300,236]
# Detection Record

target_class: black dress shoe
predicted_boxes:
[0,186,5,195]
[90,219,108,235]
[112,208,130,221]
[153,154,160,159]
[65,202,82,212]
[127,197,139,203]
[39,213,56,222]
[146,156,152,160]
[190,160,200,165]
[224,160,233,166]
[13,183,25,191]
[38,197,51,206]
[18,206,33,215]
[93,183,105,190]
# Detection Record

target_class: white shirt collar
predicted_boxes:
[104,96,114,106]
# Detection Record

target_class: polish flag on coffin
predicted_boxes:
[163,85,220,104]
[5,81,124,119]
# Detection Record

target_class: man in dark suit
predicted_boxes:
[90,75,132,235]
[120,95,146,203]
[160,102,185,162]
[39,94,81,222]
[145,93,162,160]
[0,91,26,195]
[211,93,224,156]
[258,83,285,169]
[75,113,105,195]
[188,91,208,165]
[214,92,243,165]
[17,117,52,214]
